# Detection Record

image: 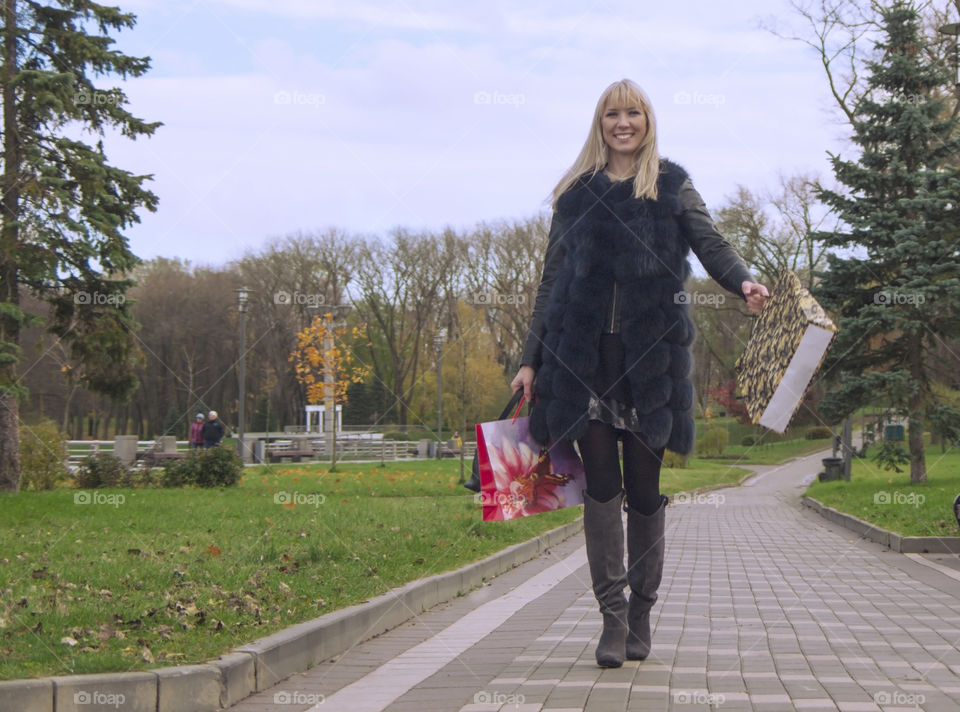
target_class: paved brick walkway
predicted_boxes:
[229,450,960,711]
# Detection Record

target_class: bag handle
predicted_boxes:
[499,389,525,422]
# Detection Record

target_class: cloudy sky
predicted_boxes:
[103,0,851,266]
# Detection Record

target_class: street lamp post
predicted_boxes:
[325,305,351,470]
[435,329,445,458]
[236,287,250,461]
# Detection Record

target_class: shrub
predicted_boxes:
[196,447,243,487]
[741,435,757,447]
[19,420,69,490]
[162,447,242,488]
[662,450,687,469]
[872,440,910,473]
[161,453,197,488]
[701,427,729,456]
[805,426,833,440]
[74,454,129,489]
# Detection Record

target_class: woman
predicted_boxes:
[511,79,768,668]
[189,413,206,449]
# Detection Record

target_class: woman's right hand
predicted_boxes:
[511,365,536,403]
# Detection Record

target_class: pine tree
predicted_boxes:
[0,1,159,491]
[814,1,960,483]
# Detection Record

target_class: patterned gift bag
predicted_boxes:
[736,271,838,433]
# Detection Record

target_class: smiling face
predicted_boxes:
[601,101,647,160]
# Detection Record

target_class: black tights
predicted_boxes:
[577,420,665,515]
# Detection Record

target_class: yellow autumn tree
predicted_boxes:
[290,314,370,470]
[290,314,369,406]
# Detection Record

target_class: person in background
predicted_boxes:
[189,413,205,449]
[202,410,225,448]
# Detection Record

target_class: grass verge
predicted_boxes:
[804,449,960,538]
[0,456,747,680]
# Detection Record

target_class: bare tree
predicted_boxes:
[463,215,549,374]
[713,172,836,289]
[352,230,456,427]
[765,0,960,123]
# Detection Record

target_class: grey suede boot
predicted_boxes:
[583,491,628,668]
[625,494,667,661]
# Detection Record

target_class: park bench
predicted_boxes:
[266,440,316,463]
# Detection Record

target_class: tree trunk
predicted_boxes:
[0,0,22,491]
[0,393,20,491]
[907,335,927,484]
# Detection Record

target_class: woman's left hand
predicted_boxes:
[741,281,770,315]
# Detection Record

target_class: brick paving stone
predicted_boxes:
[225,449,960,712]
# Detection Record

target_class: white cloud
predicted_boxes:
[96,0,846,265]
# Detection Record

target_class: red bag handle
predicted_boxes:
[511,394,526,423]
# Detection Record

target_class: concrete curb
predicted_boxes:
[0,517,584,712]
[802,496,960,553]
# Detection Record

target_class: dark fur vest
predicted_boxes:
[529,159,696,455]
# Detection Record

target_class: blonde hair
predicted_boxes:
[552,79,660,206]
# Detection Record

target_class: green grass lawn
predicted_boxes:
[0,455,750,680]
[804,448,960,538]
